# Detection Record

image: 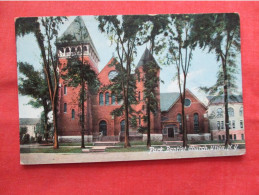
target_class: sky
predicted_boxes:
[16,15,243,118]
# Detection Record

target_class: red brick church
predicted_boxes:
[56,16,209,142]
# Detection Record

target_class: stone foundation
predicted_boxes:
[187,133,211,141]
[58,135,93,143]
[143,134,163,142]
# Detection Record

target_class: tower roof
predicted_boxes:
[136,48,160,69]
[57,16,100,60]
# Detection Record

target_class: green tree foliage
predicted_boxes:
[192,13,240,146]
[15,16,67,149]
[60,17,99,148]
[19,126,28,143]
[136,15,169,148]
[18,62,51,140]
[97,15,145,148]
[164,14,197,147]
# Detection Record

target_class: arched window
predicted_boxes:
[138,91,141,101]
[77,47,81,52]
[64,103,67,113]
[111,93,115,105]
[239,107,243,116]
[228,107,234,117]
[120,120,125,132]
[83,46,87,52]
[194,113,199,132]
[64,85,67,95]
[71,47,75,52]
[59,48,64,53]
[99,93,103,105]
[217,108,223,118]
[177,114,182,133]
[99,120,107,136]
[65,47,70,53]
[139,115,141,126]
[72,109,75,119]
[105,92,109,105]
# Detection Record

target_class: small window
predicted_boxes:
[221,121,224,129]
[184,99,191,107]
[232,120,235,129]
[64,85,67,95]
[217,108,223,118]
[240,120,243,128]
[241,134,244,140]
[83,46,87,51]
[228,107,234,117]
[217,121,220,130]
[105,92,109,105]
[230,134,233,140]
[77,47,81,52]
[71,47,75,52]
[64,103,67,113]
[139,115,141,126]
[177,114,182,133]
[142,105,145,111]
[218,135,221,140]
[65,47,70,52]
[138,91,141,101]
[59,48,64,53]
[111,93,116,105]
[234,134,236,140]
[193,113,199,132]
[239,107,243,116]
[72,109,75,119]
[99,93,103,105]
[222,135,225,140]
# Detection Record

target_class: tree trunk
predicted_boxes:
[223,62,230,147]
[147,98,151,148]
[124,88,131,148]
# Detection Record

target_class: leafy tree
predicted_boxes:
[18,62,51,141]
[97,15,145,148]
[192,13,240,146]
[15,16,67,148]
[60,16,99,148]
[164,15,196,147]
[137,15,169,148]
[19,126,28,143]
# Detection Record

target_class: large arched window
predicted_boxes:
[72,109,75,119]
[99,93,103,105]
[177,114,182,133]
[105,92,109,105]
[194,113,199,132]
[228,107,234,117]
[111,93,116,105]
[239,107,243,116]
[217,108,223,118]
[99,120,107,136]
[120,120,125,132]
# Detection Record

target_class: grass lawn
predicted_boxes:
[20,147,83,153]
[59,142,93,146]
[116,140,163,146]
[106,146,150,152]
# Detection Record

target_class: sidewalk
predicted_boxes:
[20,149,245,165]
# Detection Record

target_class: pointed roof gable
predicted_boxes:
[57,16,100,60]
[160,92,180,112]
[136,48,160,69]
